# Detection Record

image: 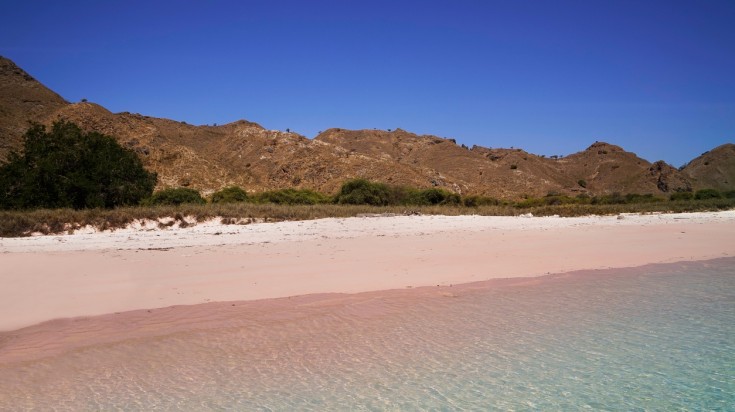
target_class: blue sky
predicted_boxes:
[1,0,733,167]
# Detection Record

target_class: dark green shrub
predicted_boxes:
[211,186,248,203]
[463,195,500,207]
[444,192,462,205]
[591,192,662,205]
[145,188,206,206]
[510,164,518,170]
[335,179,392,206]
[577,179,587,188]
[335,179,461,206]
[409,188,461,205]
[694,189,722,200]
[384,185,416,205]
[540,194,583,206]
[419,188,446,205]
[669,191,693,201]
[255,188,330,205]
[723,190,735,199]
[0,121,157,210]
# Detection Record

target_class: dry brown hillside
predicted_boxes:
[682,144,735,191]
[555,142,691,194]
[0,56,732,198]
[316,128,598,197]
[0,56,68,159]
[43,103,440,195]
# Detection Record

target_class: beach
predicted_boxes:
[1,211,734,335]
[2,211,735,409]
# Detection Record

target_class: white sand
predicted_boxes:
[1,211,734,332]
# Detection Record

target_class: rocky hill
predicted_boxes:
[0,56,732,198]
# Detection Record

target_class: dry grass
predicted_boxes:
[1,199,733,237]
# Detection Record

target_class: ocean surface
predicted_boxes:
[1,258,733,411]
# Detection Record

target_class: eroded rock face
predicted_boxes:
[1,56,732,197]
[649,161,692,193]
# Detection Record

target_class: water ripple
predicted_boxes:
[1,260,733,410]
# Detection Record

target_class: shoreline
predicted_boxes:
[1,211,734,334]
[2,257,733,364]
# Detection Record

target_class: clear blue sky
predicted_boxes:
[2,0,733,167]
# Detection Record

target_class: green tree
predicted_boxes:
[0,121,157,209]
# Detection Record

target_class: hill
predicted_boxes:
[0,56,732,198]
[681,144,735,192]
[0,56,67,159]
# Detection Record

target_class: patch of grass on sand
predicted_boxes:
[1,198,733,237]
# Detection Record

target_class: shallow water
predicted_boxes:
[1,259,734,410]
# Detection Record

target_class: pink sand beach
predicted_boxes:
[1,211,734,362]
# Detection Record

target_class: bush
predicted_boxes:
[577,179,587,188]
[211,186,248,203]
[624,193,662,204]
[723,190,735,199]
[669,191,693,201]
[335,179,392,206]
[463,195,500,207]
[255,188,330,205]
[144,188,206,206]
[335,179,466,206]
[0,121,157,210]
[694,189,721,200]
[409,188,461,206]
[591,192,662,205]
[515,197,546,208]
[382,185,416,205]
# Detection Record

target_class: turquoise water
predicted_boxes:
[1,259,734,410]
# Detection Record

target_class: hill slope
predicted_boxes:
[0,56,68,159]
[0,56,732,198]
[681,144,735,191]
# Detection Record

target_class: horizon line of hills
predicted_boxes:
[1,55,733,199]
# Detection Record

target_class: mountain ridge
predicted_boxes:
[1,56,732,198]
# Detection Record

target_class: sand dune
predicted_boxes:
[1,212,734,333]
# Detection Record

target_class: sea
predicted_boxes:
[1,258,733,411]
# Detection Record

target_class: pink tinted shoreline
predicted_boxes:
[0,212,734,340]
[1,256,733,365]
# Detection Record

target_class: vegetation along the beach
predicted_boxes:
[1,121,733,237]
